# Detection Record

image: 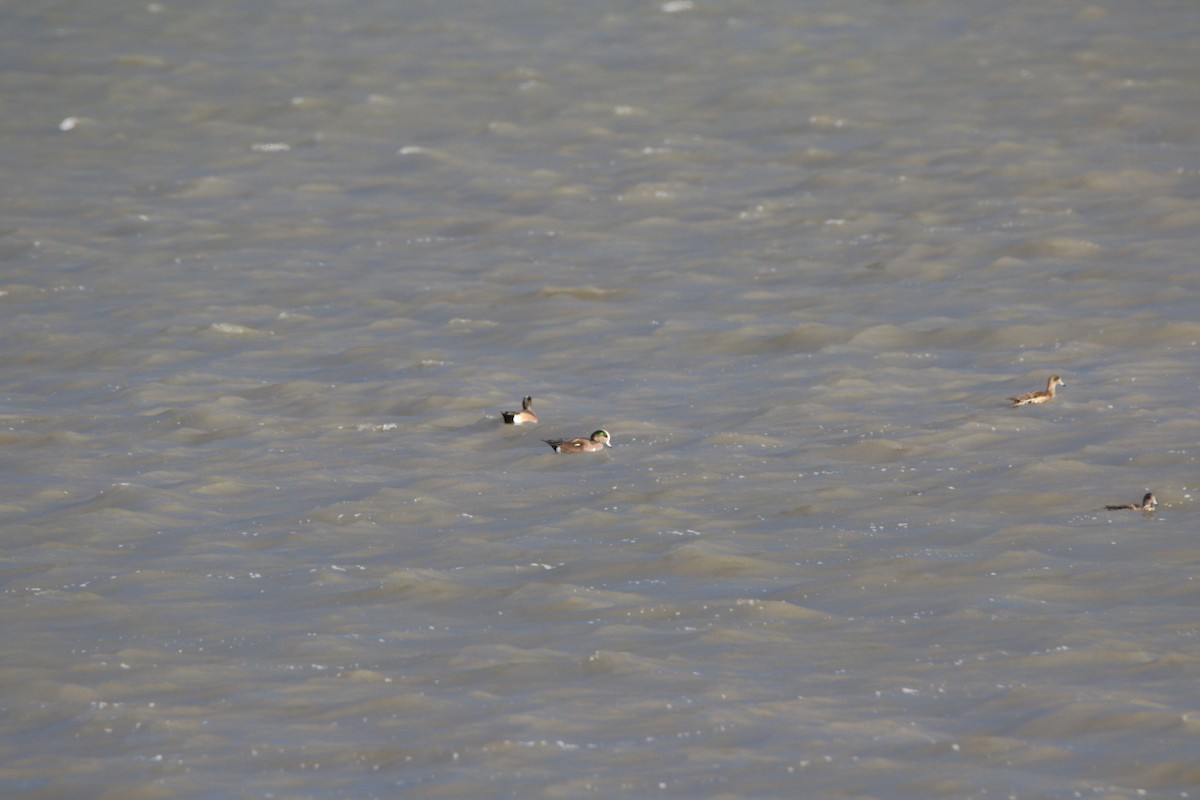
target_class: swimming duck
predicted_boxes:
[543,429,611,453]
[1105,491,1157,512]
[1009,375,1065,406]
[502,396,538,425]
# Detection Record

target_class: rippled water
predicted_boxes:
[3,1,1199,798]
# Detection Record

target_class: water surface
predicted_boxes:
[2,1,1199,798]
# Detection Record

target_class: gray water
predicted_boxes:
[2,1,1199,798]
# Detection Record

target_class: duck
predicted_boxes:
[1105,491,1157,512]
[1009,375,1065,406]
[501,396,538,425]
[543,429,611,453]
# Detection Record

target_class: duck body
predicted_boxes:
[502,396,538,425]
[1010,375,1065,406]
[1106,491,1157,512]
[544,429,611,453]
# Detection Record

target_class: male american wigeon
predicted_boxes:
[543,429,611,453]
[1105,491,1157,512]
[1010,375,1065,406]
[502,396,538,425]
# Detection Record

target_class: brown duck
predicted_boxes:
[1105,492,1157,512]
[544,429,611,453]
[502,396,538,425]
[1010,375,1065,406]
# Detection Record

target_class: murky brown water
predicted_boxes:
[2,1,1199,798]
